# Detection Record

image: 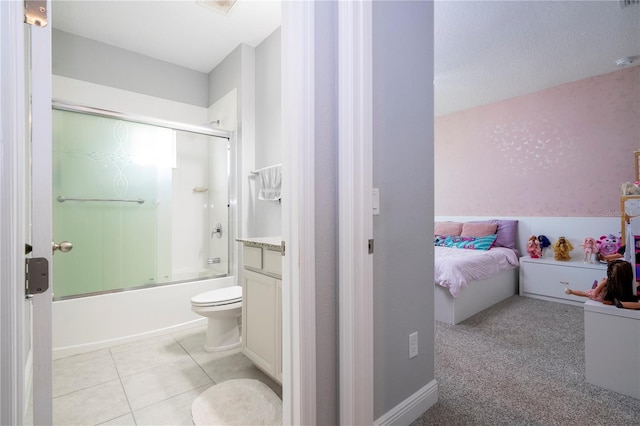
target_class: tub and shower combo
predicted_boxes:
[51,103,237,359]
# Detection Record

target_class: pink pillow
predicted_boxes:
[461,222,498,237]
[434,222,463,236]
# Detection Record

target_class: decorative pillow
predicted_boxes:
[434,234,448,246]
[488,219,519,254]
[465,219,519,255]
[438,234,498,250]
[434,221,463,236]
[461,222,497,237]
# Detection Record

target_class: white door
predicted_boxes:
[0,1,52,424]
[27,1,54,425]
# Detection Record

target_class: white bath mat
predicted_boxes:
[192,379,282,425]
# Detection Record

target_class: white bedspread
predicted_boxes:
[435,246,519,298]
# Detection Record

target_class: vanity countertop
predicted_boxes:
[236,236,283,251]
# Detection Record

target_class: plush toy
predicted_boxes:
[526,235,542,258]
[538,235,551,255]
[621,181,640,195]
[596,234,622,257]
[582,237,598,263]
[553,236,574,261]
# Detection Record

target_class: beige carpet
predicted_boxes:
[192,379,282,425]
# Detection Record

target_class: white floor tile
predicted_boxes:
[172,326,209,356]
[111,334,191,377]
[53,379,130,426]
[120,357,212,410]
[97,413,136,426]
[133,385,210,426]
[53,349,118,397]
[53,328,282,425]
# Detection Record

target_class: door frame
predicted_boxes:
[0,1,28,424]
[282,0,374,424]
[281,1,317,424]
[337,1,374,424]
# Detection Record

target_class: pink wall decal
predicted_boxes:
[435,67,640,217]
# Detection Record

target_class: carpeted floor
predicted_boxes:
[412,296,640,426]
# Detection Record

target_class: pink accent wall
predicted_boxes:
[435,67,640,217]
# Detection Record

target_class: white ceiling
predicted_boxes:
[52,1,640,116]
[51,0,282,74]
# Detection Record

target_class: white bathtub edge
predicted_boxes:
[53,276,235,359]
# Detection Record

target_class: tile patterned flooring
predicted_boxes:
[47,325,282,426]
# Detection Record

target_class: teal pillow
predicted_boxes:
[437,234,498,250]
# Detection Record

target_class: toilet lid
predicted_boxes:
[191,286,242,306]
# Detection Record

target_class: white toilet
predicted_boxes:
[191,286,242,352]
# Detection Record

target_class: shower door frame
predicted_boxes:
[51,100,234,298]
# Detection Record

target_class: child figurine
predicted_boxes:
[582,237,598,263]
[538,235,551,256]
[553,236,574,261]
[526,235,542,258]
[565,260,636,305]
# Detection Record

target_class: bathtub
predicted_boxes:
[52,275,235,359]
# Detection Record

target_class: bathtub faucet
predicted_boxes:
[207,257,221,264]
[211,223,222,239]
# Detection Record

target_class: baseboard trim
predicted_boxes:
[374,379,438,426]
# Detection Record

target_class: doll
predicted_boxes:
[582,237,598,263]
[526,235,542,258]
[538,235,551,255]
[552,236,574,261]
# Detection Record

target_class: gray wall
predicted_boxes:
[207,44,242,106]
[52,30,208,107]
[372,0,435,418]
[207,43,257,242]
[254,28,282,237]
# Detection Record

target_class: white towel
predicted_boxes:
[258,164,282,201]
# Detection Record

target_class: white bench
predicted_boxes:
[584,300,640,399]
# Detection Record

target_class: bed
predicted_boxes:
[434,220,520,324]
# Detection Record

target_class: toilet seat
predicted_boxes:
[191,286,242,307]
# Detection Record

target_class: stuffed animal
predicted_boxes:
[526,235,542,258]
[596,234,621,257]
[538,235,551,255]
[622,181,640,195]
[553,236,574,261]
[582,237,598,263]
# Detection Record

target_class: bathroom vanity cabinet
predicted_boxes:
[238,238,283,384]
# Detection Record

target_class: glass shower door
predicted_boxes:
[52,110,173,298]
[51,108,231,299]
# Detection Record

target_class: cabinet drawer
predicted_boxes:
[263,249,282,277]
[522,262,605,302]
[243,245,262,270]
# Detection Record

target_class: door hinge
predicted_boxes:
[281,240,285,256]
[368,239,374,254]
[25,257,49,297]
[24,0,48,27]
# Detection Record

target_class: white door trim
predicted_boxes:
[338,1,374,424]
[281,1,317,424]
[0,1,27,424]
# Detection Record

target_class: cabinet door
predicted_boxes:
[276,279,282,383]
[242,270,277,376]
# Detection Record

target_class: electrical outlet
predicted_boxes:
[409,332,418,359]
